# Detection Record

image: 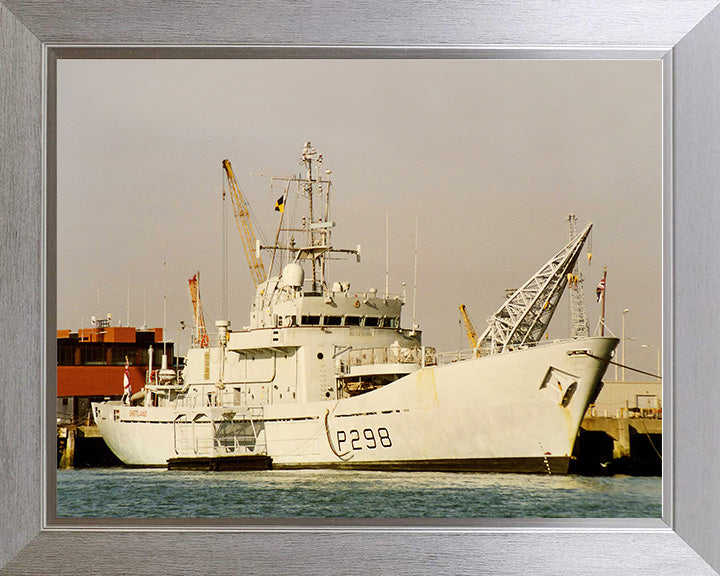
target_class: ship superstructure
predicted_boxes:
[93,143,617,473]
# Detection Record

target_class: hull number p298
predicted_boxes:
[337,428,392,451]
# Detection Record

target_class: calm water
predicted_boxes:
[57,469,661,518]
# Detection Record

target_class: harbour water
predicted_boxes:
[57,469,661,518]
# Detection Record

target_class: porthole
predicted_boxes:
[317,352,324,360]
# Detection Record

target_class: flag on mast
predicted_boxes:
[123,357,131,404]
[596,277,606,302]
[274,195,285,213]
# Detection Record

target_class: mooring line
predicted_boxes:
[639,416,663,460]
[581,352,661,380]
[324,409,352,461]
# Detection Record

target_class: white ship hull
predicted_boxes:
[93,337,616,473]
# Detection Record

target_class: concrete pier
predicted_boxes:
[572,416,662,475]
[57,425,122,468]
[582,416,662,458]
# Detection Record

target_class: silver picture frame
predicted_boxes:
[2,1,720,574]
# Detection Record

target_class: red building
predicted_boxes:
[57,319,174,425]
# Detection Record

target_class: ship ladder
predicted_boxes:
[248,406,267,456]
[173,414,193,456]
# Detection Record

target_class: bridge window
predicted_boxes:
[324,316,342,326]
[385,317,398,328]
[344,316,361,326]
[301,315,321,325]
[364,317,379,327]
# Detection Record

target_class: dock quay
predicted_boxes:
[572,414,662,476]
[167,454,272,471]
[57,424,122,468]
[570,379,662,475]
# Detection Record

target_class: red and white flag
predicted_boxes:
[596,277,606,302]
[123,358,131,403]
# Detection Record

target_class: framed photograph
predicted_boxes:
[2,2,720,574]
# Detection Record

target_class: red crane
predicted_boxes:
[188,272,209,347]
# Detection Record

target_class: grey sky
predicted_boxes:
[57,59,661,377]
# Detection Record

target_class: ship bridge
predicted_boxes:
[250,270,405,332]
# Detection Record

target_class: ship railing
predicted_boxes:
[189,332,222,349]
[430,338,582,365]
[431,349,481,365]
[330,288,404,302]
[175,390,252,409]
[174,438,261,458]
[175,430,266,458]
[345,346,437,369]
[173,435,215,457]
[342,338,588,371]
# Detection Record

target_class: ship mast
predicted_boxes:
[302,142,323,292]
[259,142,360,294]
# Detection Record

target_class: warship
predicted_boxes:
[93,142,617,473]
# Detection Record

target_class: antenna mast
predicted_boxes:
[301,141,327,292]
[222,170,228,319]
[412,215,419,332]
[256,143,359,291]
[385,211,390,298]
[567,214,590,338]
[126,273,130,327]
[303,143,318,291]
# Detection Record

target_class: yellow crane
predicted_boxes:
[188,273,209,347]
[459,304,480,356]
[222,159,266,287]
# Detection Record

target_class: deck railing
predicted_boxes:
[346,346,437,368]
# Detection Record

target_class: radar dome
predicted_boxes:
[282,263,304,288]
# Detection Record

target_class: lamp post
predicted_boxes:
[641,344,661,378]
[621,309,630,381]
